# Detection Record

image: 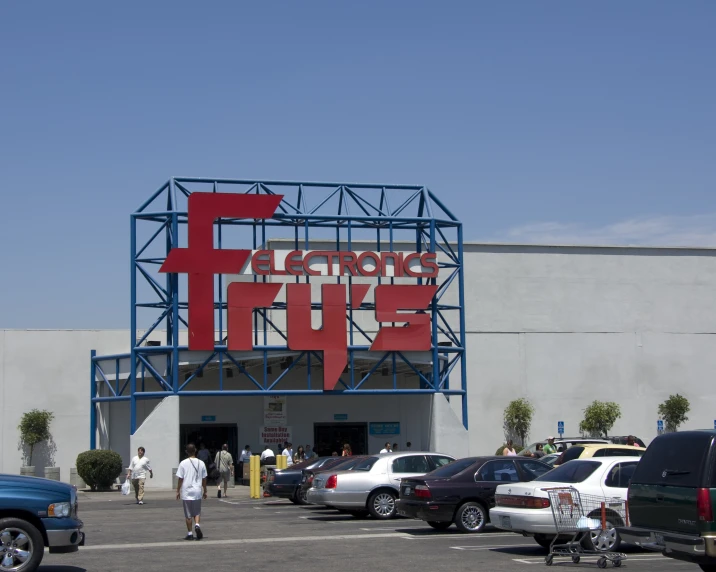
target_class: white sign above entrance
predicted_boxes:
[264,395,287,426]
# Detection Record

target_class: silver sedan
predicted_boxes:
[306,451,455,519]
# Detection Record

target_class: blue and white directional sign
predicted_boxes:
[657,419,664,433]
[557,421,564,436]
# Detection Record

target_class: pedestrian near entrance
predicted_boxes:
[176,443,208,541]
[392,443,399,452]
[305,445,315,459]
[238,445,251,481]
[126,447,153,505]
[543,437,557,455]
[503,440,518,456]
[282,442,294,467]
[342,443,352,457]
[215,444,234,498]
[293,446,306,464]
[197,443,210,466]
[406,441,412,451]
[379,442,392,454]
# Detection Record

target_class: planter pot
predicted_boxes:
[70,468,86,489]
[20,466,35,477]
[44,467,60,481]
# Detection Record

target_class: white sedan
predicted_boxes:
[489,457,638,552]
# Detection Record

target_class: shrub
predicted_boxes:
[503,398,535,446]
[495,444,524,456]
[18,409,54,466]
[76,450,124,491]
[579,401,621,438]
[658,394,690,432]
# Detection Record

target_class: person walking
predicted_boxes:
[379,442,392,454]
[392,443,399,452]
[282,442,294,467]
[341,443,352,457]
[215,444,234,498]
[197,443,211,466]
[305,445,315,460]
[238,445,251,482]
[126,447,153,505]
[503,440,518,456]
[406,442,412,451]
[531,443,546,458]
[176,443,208,541]
[293,446,306,464]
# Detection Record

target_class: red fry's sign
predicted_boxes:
[159,193,439,390]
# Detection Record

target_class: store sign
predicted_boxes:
[259,425,292,446]
[159,193,440,391]
[370,422,400,435]
[264,396,287,426]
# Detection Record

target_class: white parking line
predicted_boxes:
[451,543,534,551]
[511,554,690,565]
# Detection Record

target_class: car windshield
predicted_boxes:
[534,460,600,483]
[354,456,380,471]
[427,458,476,478]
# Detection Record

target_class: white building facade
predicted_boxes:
[2,242,715,487]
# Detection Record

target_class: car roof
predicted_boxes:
[578,443,644,450]
[375,451,454,457]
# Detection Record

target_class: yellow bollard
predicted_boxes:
[276,454,287,470]
[250,455,260,499]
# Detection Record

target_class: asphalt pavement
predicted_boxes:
[39,487,703,572]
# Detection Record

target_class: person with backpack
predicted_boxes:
[215,444,234,498]
[176,443,208,541]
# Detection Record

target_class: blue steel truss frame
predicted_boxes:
[91,178,467,445]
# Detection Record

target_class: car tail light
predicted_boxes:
[308,475,314,484]
[496,495,550,509]
[698,488,713,522]
[325,474,338,489]
[414,485,431,499]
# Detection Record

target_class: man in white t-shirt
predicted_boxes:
[260,446,274,461]
[281,442,294,467]
[176,443,208,541]
[126,447,153,505]
[379,442,392,454]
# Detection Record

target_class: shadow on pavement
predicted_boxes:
[39,567,88,572]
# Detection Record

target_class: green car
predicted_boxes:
[618,430,716,571]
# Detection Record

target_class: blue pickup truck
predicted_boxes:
[0,473,84,571]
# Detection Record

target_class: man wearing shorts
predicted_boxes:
[215,444,234,498]
[176,443,208,540]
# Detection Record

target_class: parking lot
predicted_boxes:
[38,489,701,572]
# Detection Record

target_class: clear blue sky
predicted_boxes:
[1,1,714,328]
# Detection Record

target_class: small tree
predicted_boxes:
[18,409,54,466]
[503,398,535,446]
[579,401,621,438]
[658,394,690,432]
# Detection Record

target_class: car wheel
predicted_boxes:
[368,491,397,519]
[294,488,308,506]
[0,517,45,572]
[581,519,621,552]
[454,502,487,533]
[533,534,555,550]
[427,521,452,531]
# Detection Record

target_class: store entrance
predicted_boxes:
[179,424,239,481]
[314,423,368,456]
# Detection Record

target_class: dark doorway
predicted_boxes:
[314,423,368,456]
[180,424,239,482]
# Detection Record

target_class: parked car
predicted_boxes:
[298,456,368,504]
[0,473,84,572]
[540,453,561,467]
[396,456,552,533]
[553,443,645,466]
[520,438,609,456]
[490,457,639,552]
[617,430,716,571]
[266,457,348,504]
[306,452,455,519]
[609,436,647,448]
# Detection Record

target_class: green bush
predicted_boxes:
[495,444,524,456]
[76,450,124,491]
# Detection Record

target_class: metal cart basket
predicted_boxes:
[544,487,627,568]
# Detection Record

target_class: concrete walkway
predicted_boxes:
[78,483,255,501]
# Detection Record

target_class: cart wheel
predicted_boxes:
[571,555,580,564]
[613,558,622,568]
[597,557,608,569]
[545,554,553,566]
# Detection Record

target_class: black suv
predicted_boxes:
[618,430,716,571]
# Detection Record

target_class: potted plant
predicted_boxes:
[18,409,54,477]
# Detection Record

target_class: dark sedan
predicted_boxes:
[396,456,552,533]
[266,457,352,504]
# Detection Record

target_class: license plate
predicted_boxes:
[500,516,512,529]
[403,487,411,495]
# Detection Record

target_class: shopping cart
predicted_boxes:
[544,487,627,568]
